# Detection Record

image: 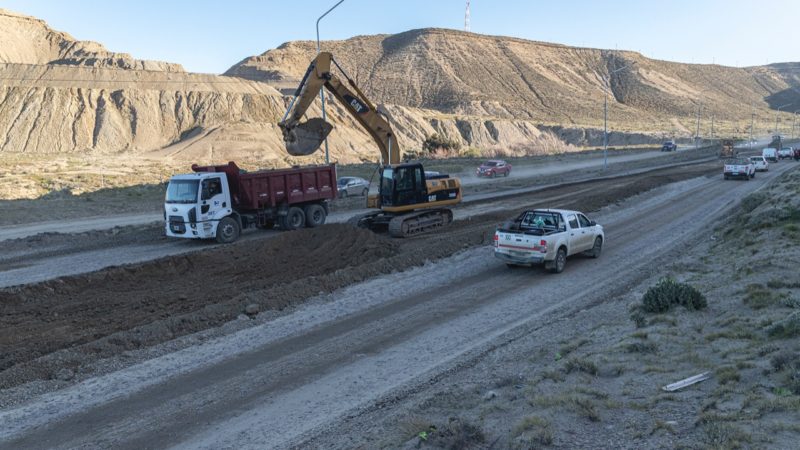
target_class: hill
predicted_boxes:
[228,28,800,134]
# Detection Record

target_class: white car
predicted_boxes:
[494,209,604,273]
[749,156,769,172]
[762,148,778,162]
[723,158,755,180]
[778,147,794,160]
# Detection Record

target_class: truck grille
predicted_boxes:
[168,215,186,234]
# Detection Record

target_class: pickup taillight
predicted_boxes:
[493,233,499,247]
[533,239,547,253]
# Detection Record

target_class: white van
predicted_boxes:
[762,148,778,162]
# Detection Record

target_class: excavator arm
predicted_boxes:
[278,51,401,165]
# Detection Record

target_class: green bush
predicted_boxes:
[422,133,461,154]
[642,278,707,313]
[767,311,800,339]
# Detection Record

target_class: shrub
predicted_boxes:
[767,311,800,339]
[642,278,707,313]
[422,133,461,154]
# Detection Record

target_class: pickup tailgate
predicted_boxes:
[724,163,747,175]
[494,229,548,264]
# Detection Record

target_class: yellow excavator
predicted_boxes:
[278,52,462,237]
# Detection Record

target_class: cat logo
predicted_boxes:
[343,94,369,114]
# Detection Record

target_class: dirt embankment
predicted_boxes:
[0,163,719,391]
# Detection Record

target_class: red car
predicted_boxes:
[476,160,512,177]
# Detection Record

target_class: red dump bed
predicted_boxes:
[192,161,337,212]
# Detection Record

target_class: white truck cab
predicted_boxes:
[165,172,234,240]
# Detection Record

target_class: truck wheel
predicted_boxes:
[216,217,240,244]
[589,237,603,258]
[550,248,567,274]
[281,207,306,230]
[304,204,326,228]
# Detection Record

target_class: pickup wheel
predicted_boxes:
[304,204,326,228]
[215,217,240,244]
[339,190,348,199]
[280,206,306,230]
[589,237,603,258]
[362,188,368,196]
[550,247,567,273]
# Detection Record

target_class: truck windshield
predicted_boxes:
[165,180,199,204]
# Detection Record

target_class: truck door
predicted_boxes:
[566,214,584,254]
[577,214,594,251]
[200,176,229,222]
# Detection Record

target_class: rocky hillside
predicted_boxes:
[0,9,183,72]
[2,8,799,167]
[228,28,800,132]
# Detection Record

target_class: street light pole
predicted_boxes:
[316,0,345,164]
[695,103,701,149]
[749,103,754,148]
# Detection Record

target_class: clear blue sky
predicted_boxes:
[2,0,797,74]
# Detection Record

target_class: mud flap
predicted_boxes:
[283,118,334,156]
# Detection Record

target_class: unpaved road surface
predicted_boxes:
[1,160,792,449]
[0,147,720,289]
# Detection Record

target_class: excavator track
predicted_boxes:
[388,208,453,238]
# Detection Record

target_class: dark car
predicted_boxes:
[337,177,369,198]
[661,141,678,152]
[476,160,511,178]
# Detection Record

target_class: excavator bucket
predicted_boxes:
[282,118,334,156]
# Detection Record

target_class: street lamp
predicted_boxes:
[601,62,635,169]
[316,0,346,164]
[694,101,702,149]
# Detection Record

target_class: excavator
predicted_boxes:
[278,52,462,237]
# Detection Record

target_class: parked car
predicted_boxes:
[661,141,678,152]
[749,155,769,172]
[762,148,778,162]
[476,160,512,178]
[337,177,369,198]
[494,209,604,273]
[723,158,755,180]
[778,147,794,160]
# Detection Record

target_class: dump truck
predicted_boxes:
[718,139,735,158]
[165,161,337,243]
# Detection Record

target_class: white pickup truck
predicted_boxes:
[493,209,604,273]
[723,158,755,180]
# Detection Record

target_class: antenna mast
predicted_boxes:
[465,1,471,32]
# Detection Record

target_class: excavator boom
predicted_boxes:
[278,52,401,165]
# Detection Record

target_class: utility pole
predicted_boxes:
[695,103,701,149]
[316,0,346,164]
[710,115,715,139]
[749,103,755,148]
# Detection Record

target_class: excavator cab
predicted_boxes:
[379,163,428,208]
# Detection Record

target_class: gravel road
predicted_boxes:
[0,147,720,288]
[1,160,791,449]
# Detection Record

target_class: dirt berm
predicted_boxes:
[0,163,718,391]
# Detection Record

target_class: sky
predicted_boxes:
[2,0,798,74]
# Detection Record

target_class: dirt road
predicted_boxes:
[1,160,792,449]
[0,148,720,289]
